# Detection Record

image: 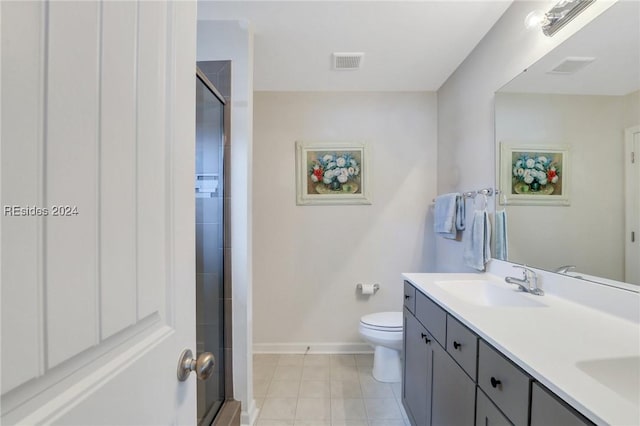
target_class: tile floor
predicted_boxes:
[253,353,411,426]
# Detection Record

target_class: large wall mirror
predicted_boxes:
[495,1,639,290]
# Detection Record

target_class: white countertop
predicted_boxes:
[402,272,640,426]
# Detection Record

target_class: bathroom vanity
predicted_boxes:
[401,272,640,426]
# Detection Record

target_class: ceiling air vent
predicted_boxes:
[547,57,596,74]
[332,52,364,70]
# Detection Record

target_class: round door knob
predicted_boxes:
[490,377,502,388]
[453,341,462,350]
[177,349,216,381]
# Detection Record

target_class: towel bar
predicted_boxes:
[432,188,497,203]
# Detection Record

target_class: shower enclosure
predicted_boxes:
[195,66,230,425]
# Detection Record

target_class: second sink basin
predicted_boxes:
[433,279,547,308]
[576,356,640,404]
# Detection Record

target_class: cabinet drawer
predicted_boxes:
[476,388,513,426]
[403,281,416,314]
[531,382,593,426]
[446,315,478,380]
[415,291,446,346]
[478,340,530,426]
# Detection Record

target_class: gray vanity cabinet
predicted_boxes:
[530,383,592,426]
[402,283,475,426]
[402,281,596,426]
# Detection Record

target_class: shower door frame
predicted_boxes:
[196,66,233,426]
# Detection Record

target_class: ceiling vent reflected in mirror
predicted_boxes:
[332,52,364,70]
[547,56,596,74]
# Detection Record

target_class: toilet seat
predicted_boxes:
[360,311,402,332]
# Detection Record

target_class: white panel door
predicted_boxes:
[1,1,199,424]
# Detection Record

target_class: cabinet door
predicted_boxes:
[431,342,476,426]
[403,310,433,426]
[531,383,593,426]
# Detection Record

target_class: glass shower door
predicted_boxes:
[195,72,226,425]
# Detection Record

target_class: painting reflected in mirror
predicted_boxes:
[494,1,640,288]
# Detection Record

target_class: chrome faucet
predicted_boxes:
[505,265,544,296]
[555,265,576,274]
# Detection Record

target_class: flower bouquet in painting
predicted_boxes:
[308,153,361,194]
[512,154,560,195]
[500,143,568,206]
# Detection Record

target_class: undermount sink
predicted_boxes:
[576,357,640,404]
[433,279,547,308]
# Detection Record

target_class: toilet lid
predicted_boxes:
[360,311,403,330]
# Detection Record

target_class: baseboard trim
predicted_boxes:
[241,398,259,426]
[253,342,373,354]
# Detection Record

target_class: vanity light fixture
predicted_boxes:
[527,0,596,37]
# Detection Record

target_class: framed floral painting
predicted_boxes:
[295,141,371,205]
[500,143,570,206]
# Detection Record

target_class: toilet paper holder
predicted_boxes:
[356,283,380,293]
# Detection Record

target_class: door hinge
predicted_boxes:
[633,231,636,243]
[632,151,636,164]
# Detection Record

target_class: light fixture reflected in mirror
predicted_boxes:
[527,0,596,37]
[524,10,547,30]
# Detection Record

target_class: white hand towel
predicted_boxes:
[463,210,491,271]
[495,210,508,261]
[434,193,460,239]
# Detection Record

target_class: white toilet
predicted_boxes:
[358,311,403,383]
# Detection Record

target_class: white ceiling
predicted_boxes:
[499,0,640,96]
[197,1,513,91]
